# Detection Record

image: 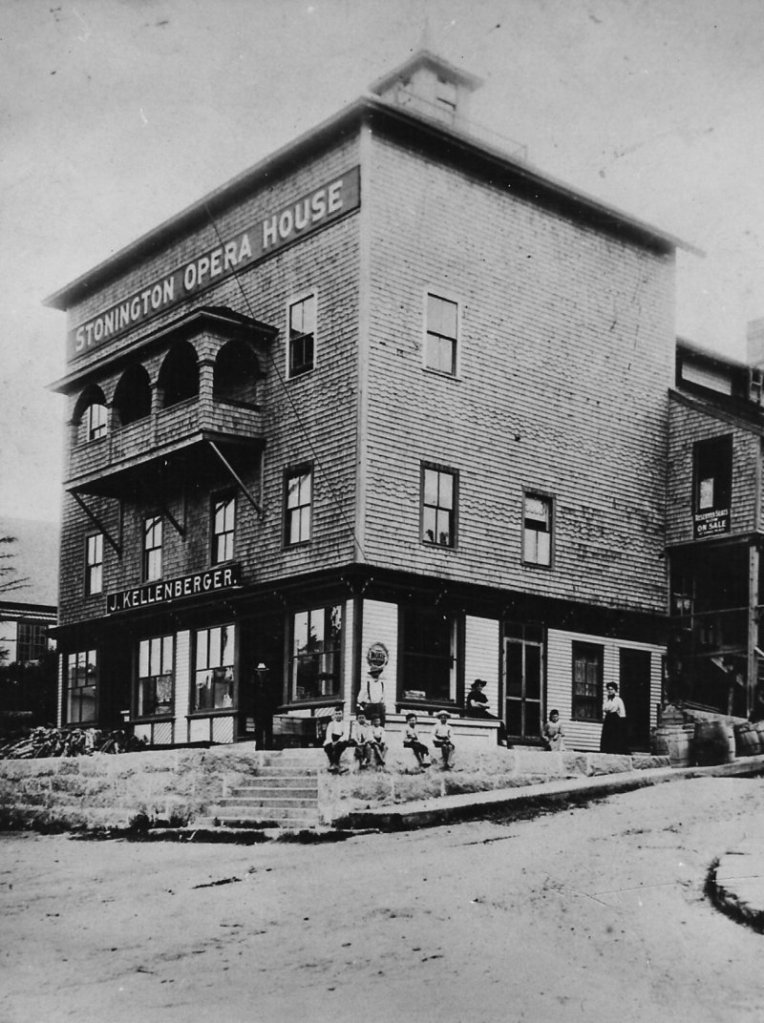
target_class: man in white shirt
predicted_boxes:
[323,705,351,771]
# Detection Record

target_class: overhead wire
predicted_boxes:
[201,199,368,562]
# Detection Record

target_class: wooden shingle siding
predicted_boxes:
[667,393,760,545]
[547,628,663,751]
[361,135,673,614]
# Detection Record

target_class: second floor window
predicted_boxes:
[288,293,316,378]
[86,533,104,595]
[422,464,457,547]
[143,516,163,581]
[285,467,312,545]
[523,494,552,566]
[212,495,235,564]
[425,293,458,375]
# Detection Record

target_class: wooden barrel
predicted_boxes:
[651,724,694,767]
[734,722,761,758]
[693,720,735,766]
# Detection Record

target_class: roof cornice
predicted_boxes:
[44,94,697,312]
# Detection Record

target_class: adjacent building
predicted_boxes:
[46,52,689,751]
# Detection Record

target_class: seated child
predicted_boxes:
[431,710,455,769]
[542,709,566,751]
[323,705,351,771]
[403,713,431,768]
[368,715,387,767]
[352,709,372,768]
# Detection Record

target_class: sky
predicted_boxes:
[1,0,763,523]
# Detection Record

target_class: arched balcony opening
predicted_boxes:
[113,364,152,427]
[213,340,261,406]
[158,342,199,408]
[73,385,109,445]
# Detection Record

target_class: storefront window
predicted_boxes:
[401,607,457,704]
[193,625,235,711]
[137,635,174,717]
[66,649,97,724]
[290,605,342,701]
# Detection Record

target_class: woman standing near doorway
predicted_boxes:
[600,682,628,754]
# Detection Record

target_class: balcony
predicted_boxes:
[66,395,265,497]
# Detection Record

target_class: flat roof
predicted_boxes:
[44,93,698,312]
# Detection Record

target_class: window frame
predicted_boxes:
[65,649,98,725]
[399,605,461,709]
[143,515,163,582]
[191,624,236,713]
[85,532,104,596]
[136,634,175,719]
[83,401,108,442]
[522,491,554,568]
[211,492,236,565]
[571,641,604,723]
[284,464,313,547]
[288,603,343,704]
[420,462,458,549]
[693,434,733,514]
[423,290,460,377]
[17,621,48,663]
[286,290,317,380]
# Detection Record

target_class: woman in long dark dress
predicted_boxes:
[600,682,628,754]
[465,679,507,745]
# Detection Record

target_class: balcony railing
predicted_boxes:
[67,395,265,489]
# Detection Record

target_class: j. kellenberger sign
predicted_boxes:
[68,167,361,362]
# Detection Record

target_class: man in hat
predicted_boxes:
[465,679,508,745]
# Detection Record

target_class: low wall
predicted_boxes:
[0,743,268,831]
[0,744,670,832]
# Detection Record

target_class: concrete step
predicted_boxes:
[214,811,321,828]
[219,796,318,809]
[230,783,318,797]
[254,767,318,779]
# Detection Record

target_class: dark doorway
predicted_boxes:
[620,648,652,751]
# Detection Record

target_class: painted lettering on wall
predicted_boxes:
[106,565,241,614]
[68,166,361,361]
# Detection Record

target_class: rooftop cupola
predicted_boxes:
[368,50,483,131]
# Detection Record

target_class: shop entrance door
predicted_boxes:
[504,624,544,741]
[619,648,652,751]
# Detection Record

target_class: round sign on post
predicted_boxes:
[366,642,389,673]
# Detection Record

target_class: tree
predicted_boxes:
[0,535,28,598]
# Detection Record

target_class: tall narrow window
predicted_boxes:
[693,435,732,538]
[290,604,342,702]
[523,494,553,566]
[285,467,312,545]
[66,649,97,724]
[421,464,457,547]
[193,625,235,711]
[425,293,458,375]
[571,642,603,721]
[137,635,174,717]
[212,495,235,564]
[84,402,108,441]
[86,533,104,595]
[401,607,458,705]
[143,516,163,581]
[288,293,316,378]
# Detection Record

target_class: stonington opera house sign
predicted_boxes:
[106,565,241,614]
[68,167,361,361]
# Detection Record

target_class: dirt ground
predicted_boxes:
[1,774,763,1023]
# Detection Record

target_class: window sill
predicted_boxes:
[131,713,174,724]
[422,367,461,382]
[187,708,237,718]
[279,699,340,713]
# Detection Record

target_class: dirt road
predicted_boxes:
[1,775,762,1022]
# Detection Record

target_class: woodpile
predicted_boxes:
[0,727,147,759]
